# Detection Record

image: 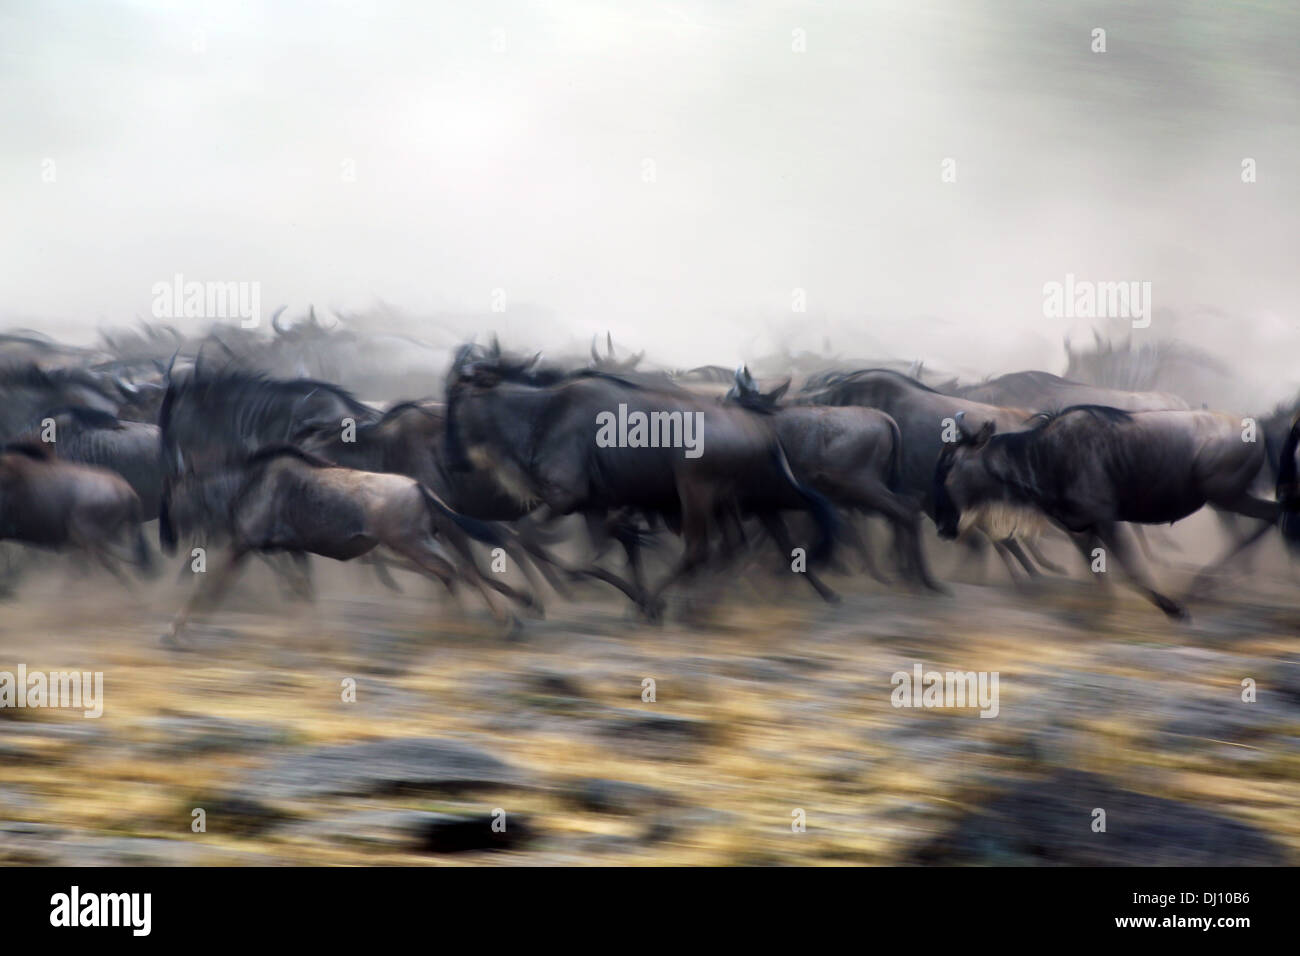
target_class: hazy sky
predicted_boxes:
[2,1,1296,395]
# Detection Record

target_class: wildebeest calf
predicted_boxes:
[160,445,535,645]
[0,442,152,584]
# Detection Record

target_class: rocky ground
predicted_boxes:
[0,534,1298,866]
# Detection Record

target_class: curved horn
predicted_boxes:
[271,305,289,335]
[606,331,614,358]
[591,336,602,364]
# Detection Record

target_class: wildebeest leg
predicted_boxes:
[1183,494,1280,595]
[362,553,405,593]
[1023,538,1066,575]
[991,538,1027,581]
[840,516,889,584]
[515,524,571,599]
[999,537,1040,578]
[760,513,838,603]
[847,483,941,591]
[389,535,520,632]
[89,544,138,590]
[164,546,252,648]
[441,526,541,618]
[1185,517,1275,597]
[644,483,716,621]
[1094,521,1187,619]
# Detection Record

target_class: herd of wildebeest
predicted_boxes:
[2,309,1299,645]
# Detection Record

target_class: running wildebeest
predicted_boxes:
[293,399,564,600]
[726,367,939,591]
[932,406,1279,618]
[802,367,1057,579]
[444,355,839,617]
[0,442,152,584]
[158,366,382,478]
[159,445,536,645]
[0,363,124,443]
[30,407,163,520]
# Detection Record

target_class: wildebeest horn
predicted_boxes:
[591,336,602,364]
[271,305,289,335]
[114,375,140,398]
[606,331,614,358]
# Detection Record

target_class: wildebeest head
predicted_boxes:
[724,366,789,412]
[1277,415,1300,553]
[933,412,998,539]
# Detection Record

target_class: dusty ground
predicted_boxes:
[1,525,1298,866]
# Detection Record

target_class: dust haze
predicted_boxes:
[2,0,1297,408]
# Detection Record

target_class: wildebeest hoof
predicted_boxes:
[641,598,666,624]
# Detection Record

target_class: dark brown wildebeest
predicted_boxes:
[293,400,565,600]
[444,358,839,618]
[0,442,152,583]
[802,368,1058,579]
[932,406,1278,618]
[160,445,537,646]
[726,367,939,591]
[158,366,382,479]
[29,407,162,520]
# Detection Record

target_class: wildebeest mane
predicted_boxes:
[1022,404,1134,428]
[245,444,337,469]
[803,367,945,397]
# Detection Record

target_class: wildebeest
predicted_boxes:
[1276,415,1300,552]
[0,442,152,582]
[158,366,381,478]
[29,407,163,520]
[802,368,1056,578]
[726,367,939,591]
[0,363,125,443]
[159,445,536,644]
[932,406,1279,618]
[445,356,839,617]
[294,399,565,600]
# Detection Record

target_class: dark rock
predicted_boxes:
[597,709,712,747]
[570,778,676,814]
[414,812,534,853]
[135,715,288,757]
[245,737,528,799]
[195,795,290,836]
[910,770,1290,866]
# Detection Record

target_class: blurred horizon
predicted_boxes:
[2,0,1297,404]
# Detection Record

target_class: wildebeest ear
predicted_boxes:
[972,420,996,448]
[766,379,790,403]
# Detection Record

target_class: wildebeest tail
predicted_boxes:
[772,442,838,564]
[1277,417,1300,551]
[417,483,503,545]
